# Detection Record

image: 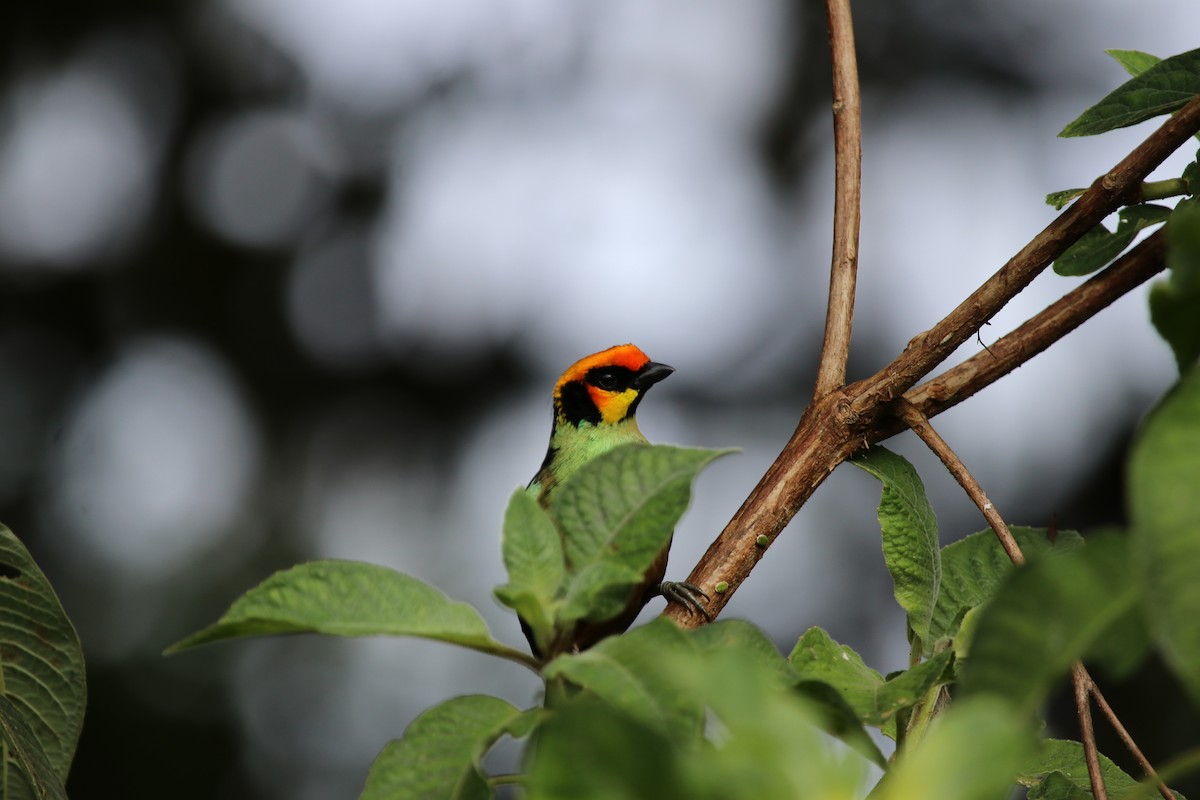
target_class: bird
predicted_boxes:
[524,343,710,656]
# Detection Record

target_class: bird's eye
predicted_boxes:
[595,370,618,390]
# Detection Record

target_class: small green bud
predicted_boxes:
[755,535,769,548]
[714,581,729,594]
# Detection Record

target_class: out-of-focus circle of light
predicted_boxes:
[186,110,333,249]
[227,0,580,111]
[0,63,153,269]
[48,338,261,577]
[286,229,382,369]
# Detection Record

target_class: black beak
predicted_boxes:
[634,362,674,390]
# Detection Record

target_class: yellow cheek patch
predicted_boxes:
[589,386,639,424]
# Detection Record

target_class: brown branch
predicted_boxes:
[664,85,1200,628]
[893,399,1024,565]
[892,228,1168,435]
[897,402,1133,800]
[851,93,1200,416]
[813,0,861,397]
[1085,667,1175,800]
[1073,663,1110,800]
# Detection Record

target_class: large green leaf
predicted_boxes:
[1130,363,1200,703]
[531,629,867,800]
[0,525,86,796]
[958,535,1141,710]
[525,694,689,800]
[542,618,703,736]
[556,561,642,624]
[690,620,798,684]
[869,698,1035,800]
[551,444,728,573]
[851,447,941,642]
[926,526,1082,657]
[359,695,531,800]
[1061,48,1200,136]
[167,560,526,662]
[691,621,885,768]
[0,696,68,800]
[1150,203,1200,372]
[788,627,951,735]
[792,681,888,769]
[1053,204,1172,277]
[494,489,565,651]
[1017,738,1186,800]
[549,444,729,625]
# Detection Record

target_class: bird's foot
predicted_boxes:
[659,581,713,621]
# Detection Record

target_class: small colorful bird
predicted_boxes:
[525,343,710,655]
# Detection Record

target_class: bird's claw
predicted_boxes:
[659,580,713,621]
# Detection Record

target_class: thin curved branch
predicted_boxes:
[1073,664,1110,800]
[893,399,1024,565]
[899,401,1122,800]
[813,0,862,397]
[1084,667,1175,800]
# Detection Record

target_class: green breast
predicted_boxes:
[528,416,647,503]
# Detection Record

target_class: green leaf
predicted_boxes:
[525,694,689,800]
[927,525,1083,657]
[1028,771,1094,800]
[1053,204,1172,277]
[1108,49,1162,77]
[552,444,729,573]
[1150,203,1200,371]
[556,561,642,624]
[494,490,565,650]
[681,647,868,800]
[359,695,527,800]
[1061,47,1200,136]
[542,618,703,736]
[958,535,1140,710]
[1046,188,1088,210]
[1017,739,1165,800]
[0,525,86,791]
[550,444,730,624]
[788,627,952,735]
[869,698,1035,800]
[1185,156,1200,195]
[532,633,868,800]
[0,696,69,800]
[1130,364,1200,703]
[167,560,526,662]
[498,489,564,607]
[851,447,941,641]
[793,681,888,769]
[687,620,888,766]
[690,619,798,684]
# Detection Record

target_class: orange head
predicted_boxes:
[552,344,673,427]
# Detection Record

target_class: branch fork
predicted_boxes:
[660,2,1199,796]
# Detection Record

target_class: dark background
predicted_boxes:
[1,1,1196,797]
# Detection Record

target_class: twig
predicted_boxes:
[813,0,862,397]
[901,230,1167,426]
[897,400,1117,800]
[893,399,1024,565]
[664,96,1200,627]
[1084,666,1175,800]
[850,94,1200,417]
[1073,663,1109,800]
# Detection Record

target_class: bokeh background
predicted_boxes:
[2,1,1198,797]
